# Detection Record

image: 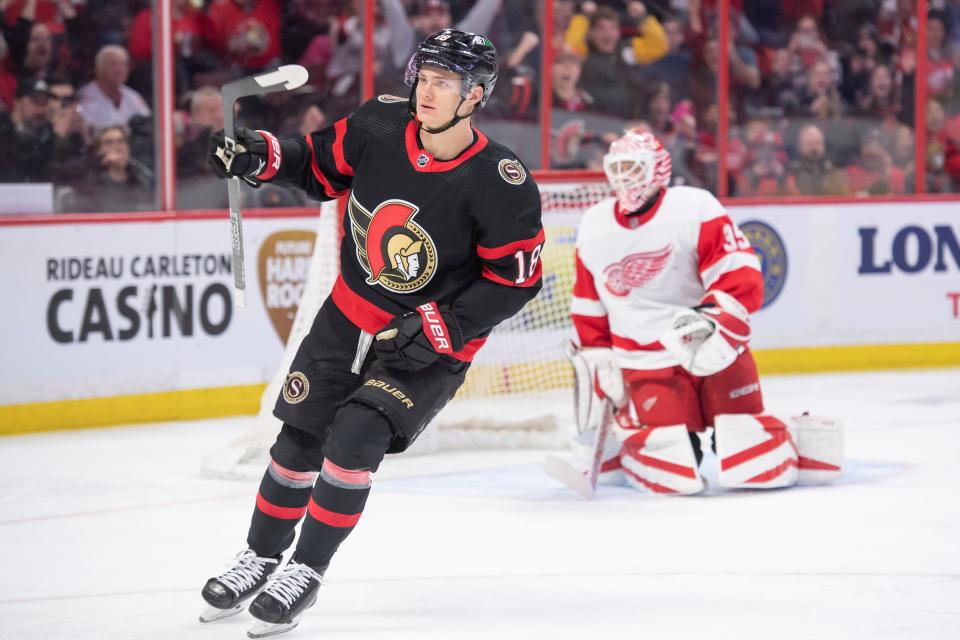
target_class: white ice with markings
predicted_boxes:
[1,369,958,640]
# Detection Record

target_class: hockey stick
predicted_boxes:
[544,399,614,500]
[544,341,616,499]
[220,65,309,308]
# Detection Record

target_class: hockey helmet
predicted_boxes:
[405,29,499,107]
[602,129,672,212]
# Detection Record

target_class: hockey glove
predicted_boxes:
[660,290,751,377]
[374,303,464,372]
[207,127,283,187]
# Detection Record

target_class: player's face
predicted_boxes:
[415,66,470,127]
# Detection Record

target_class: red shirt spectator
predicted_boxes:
[205,0,281,70]
[127,0,208,64]
[4,0,64,35]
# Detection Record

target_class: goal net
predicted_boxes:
[202,177,612,479]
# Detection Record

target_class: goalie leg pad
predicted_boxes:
[715,414,798,489]
[613,420,704,495]
[624,366,706,431]
[791,414,843,484]
[571,426,624,485]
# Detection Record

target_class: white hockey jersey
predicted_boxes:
[571,186,763,371]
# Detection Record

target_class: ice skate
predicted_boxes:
[199,549,281,623]
[246,560,323,638]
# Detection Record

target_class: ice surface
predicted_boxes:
[0,369,958,639]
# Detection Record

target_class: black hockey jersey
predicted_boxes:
[270,97,544,361]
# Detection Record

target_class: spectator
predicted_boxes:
[0,19,52,108]
[785,123,848,196]
[0,76,77,183]
[205,0,282,72]
[77,45,151,131]
[647,15,693,102]
[381,0,502,73]
[578,7,632,118]
[640,80,672,137]
[176,86,225,209]
[566,1,668,65]
[552,47,593,111]
[926,10,958,108]
[663,99,703,187]
[781,58,844,119]
[840,24,884,105]
[853,63,903,124]
[846,128,906,195]
[45,74,87,181]
[925,97,960,192]
[71,125,153,212]
[735,119,788,196]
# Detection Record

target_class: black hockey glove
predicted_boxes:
[207,127,283,187]
[374,303,464,372]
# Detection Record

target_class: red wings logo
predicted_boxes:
[348,195,437,293]
[603,245,673,296]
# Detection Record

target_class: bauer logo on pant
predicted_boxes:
[283,371,310,404]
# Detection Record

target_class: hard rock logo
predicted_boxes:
[258,229,316,343]
[348,195,437,293]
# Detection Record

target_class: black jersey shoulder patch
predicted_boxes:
[497,158,527,185]
[377,94,408,104]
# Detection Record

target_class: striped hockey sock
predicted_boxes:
[246,459,318,558]
[293,458,371,570]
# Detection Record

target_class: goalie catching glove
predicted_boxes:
[207,127,283,187]
[660,290,751,377]
[374,303,464,372]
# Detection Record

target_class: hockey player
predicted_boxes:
[201,30,543,637]
[569,129,842,496]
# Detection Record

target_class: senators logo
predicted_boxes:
[348,194,437,293]
[603,245,673,296]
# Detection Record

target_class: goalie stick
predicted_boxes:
[544,341,616,499]
[220,65,309,308]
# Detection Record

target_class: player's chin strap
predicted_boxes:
[407,85,477,134]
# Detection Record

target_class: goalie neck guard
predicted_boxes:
[405,29,499,134]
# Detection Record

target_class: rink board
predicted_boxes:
[1,200,959,433]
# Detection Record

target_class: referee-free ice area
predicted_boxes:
[1,369,958,640]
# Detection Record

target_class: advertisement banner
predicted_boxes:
[0,207,337,406]
[729,201,960,349]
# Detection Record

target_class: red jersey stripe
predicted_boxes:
[332,118,354,177]
[481,264,542,288]
[477,228,546,260]
[304,134,346,199]
[571,313,612,348]
[611,334,663,351]
[572,251,601,301]
[706,266,764,313]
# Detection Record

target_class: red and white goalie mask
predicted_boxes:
[602,130,672,212]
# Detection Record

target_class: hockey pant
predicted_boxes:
[246,299,467,570]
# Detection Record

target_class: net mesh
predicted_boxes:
[202,178,612,479]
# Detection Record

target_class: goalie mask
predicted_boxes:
[602,130,672,212]
[405,29,498,133]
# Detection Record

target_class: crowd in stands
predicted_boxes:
[0,0,958,213]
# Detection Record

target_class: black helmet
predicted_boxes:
[405,29,499,107]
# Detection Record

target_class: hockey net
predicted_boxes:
[203,176,612,479]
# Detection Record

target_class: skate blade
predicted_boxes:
[199,603,244,623]
[247,620,300,638]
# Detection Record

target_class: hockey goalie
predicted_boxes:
[564,129,842,496]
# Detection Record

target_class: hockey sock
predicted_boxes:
[292,458,371,571]
[246,459,318,558]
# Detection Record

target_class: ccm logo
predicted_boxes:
[418,302,452,354]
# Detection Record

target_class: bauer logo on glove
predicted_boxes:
[374,303,464,371]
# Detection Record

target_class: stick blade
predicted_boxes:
[544,454,596,499]
[256,65,309,91]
